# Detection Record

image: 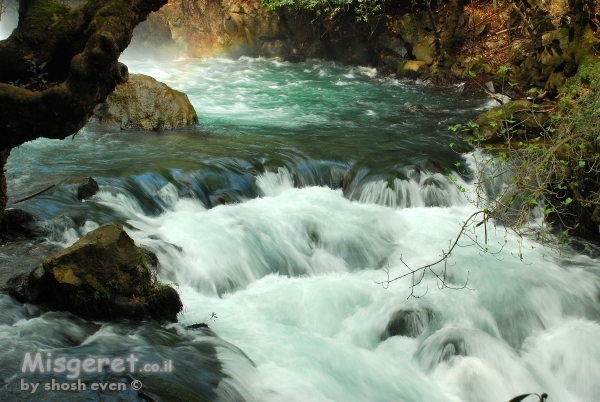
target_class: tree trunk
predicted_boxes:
[0,0,168,219]
[0,0,168,151]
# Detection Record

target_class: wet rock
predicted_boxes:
[4,223,182,322]
[418,159,446,175]
[471,100,552,143]
[423,176,445,189]
[94,74,198,131]
[0,208,39,237]
[381,308,437,340]
[187,322,209,329]
[400,165,422,182]
[76,177,99,200]
[405,104,427,112]
[380,54,404,72]
[398,60,430,80]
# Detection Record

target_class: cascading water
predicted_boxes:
[1,57,599,402]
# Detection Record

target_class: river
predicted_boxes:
[1,56,599,402]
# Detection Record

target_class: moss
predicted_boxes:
[558,55,600,110]
[83,1,132,36]
[71,288,112,317]
[23,0,72,42]
[98,1,131,18]
[81,0,103,20]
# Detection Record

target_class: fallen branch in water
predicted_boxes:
[10,180,66,205]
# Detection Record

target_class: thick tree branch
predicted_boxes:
[0,0,167,150]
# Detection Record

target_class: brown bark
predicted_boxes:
[0,0,168,150]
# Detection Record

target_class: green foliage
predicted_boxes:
[9,60,50,91]
[260,0,384,21]
[497,65,510,75]
[458,54,600,243]
[26,60,48,89]
[447,124,462,133]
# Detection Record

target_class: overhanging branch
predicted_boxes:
[0,0,167,150]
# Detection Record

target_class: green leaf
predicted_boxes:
[563,197,573,205]
[498,65,510,75]
[578,160,585,168]
[448,124,461,132]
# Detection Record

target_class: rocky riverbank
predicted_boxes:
[133,0,599,92]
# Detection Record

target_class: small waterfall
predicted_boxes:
[256,167,295,197]
[356,172,466,208]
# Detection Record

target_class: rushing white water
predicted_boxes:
[2,57,599,402]
[79,169,599,402]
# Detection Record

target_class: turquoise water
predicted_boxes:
[1,58,599,402]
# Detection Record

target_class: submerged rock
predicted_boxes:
[4,223,182,322]
[405,104,428,113]
[95,74,198,131]
[381,307,437,340]
[76,177,99,200]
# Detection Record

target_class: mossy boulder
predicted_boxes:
[470,100,552,143]
[4,222,182,322]
[94,74,198,130]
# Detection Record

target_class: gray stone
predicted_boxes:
[378,34,408,58]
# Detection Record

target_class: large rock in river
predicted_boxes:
[4,223,182,322]
[95,74,198,130]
